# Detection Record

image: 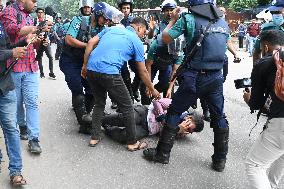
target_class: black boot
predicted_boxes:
[72,94,92,130]
[211,127,229,172]
[143,126,178,164]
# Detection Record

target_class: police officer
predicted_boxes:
[59,0,109,133]
[143,0,230,172]
[118,0,134,27]
[253,0,284,64]
[140,0,185,105]
[53,13,64,60]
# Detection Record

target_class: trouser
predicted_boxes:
[238,36,244,48]
[36,44,54,74]
[129,61,141,97]
[245,118,284,189]
[141,64,172,105]
[59,53,92,97]
[11,72,40,141]
[166,69,229,161]
[87,71,137,144]
[121,63,133,101]
[0,90,23,176]
[55,38,64,60]
[102,112,148,144]
[59,53,94,124]
[248,36,257,56]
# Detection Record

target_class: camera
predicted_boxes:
[234,78,251,89]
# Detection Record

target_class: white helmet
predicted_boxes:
[79,0,94,9]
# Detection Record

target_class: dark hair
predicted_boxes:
[260,30,284,46]
[131,16,149,30]
[36,7,45,13]
[191,111,204,133]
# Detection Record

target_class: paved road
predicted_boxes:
[0,45,283,189]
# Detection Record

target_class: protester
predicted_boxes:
[243,30,284,189]
[102,98,204,144]
[82,16,160,150]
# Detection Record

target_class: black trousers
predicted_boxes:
[102,111,148,144]
[36,44,54,74]
[238,36,244,49]
[87,71,137,144]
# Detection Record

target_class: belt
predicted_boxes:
[191,69,220,74]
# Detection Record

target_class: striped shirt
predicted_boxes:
[0,2,38,72]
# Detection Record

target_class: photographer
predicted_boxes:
[0,20,34,185]
[243,30,284,189]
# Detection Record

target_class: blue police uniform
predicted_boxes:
[143,8,230,171]
[59,14,104,132]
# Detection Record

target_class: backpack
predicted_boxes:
[273,48,284,101]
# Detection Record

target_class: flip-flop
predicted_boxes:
[10,175,27,186]
[128,141,148,152]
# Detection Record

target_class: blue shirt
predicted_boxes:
[87,26,145,74]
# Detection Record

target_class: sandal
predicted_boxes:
[10,175,27,186]
[127,141,148,152]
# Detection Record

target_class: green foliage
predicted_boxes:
[229,0,258,10]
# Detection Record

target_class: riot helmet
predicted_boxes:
[117,0,134,12]
[160,0,177,11]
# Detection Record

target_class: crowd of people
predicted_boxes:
[0,0,283,188]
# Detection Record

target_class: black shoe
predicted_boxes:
[211,159,226,172]
[111,102,117,109]
[40,73,45,78]
[19,126,28,140]
[49,73,56,79]
[143,148,170,164]
[28,138,42,154]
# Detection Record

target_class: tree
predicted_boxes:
[229,0,258,10]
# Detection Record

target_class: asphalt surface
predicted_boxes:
[0,44,283,189]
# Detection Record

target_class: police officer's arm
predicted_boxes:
[147,16,157,39]
[65,35,87,49]
[166,55,183,98]
[81,36,100,78]
[162,7,181,44]
[145,40,157,79]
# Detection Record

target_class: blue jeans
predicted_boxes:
[248,36,257,56]
[11,72,40,141]
[0,90,22,176]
